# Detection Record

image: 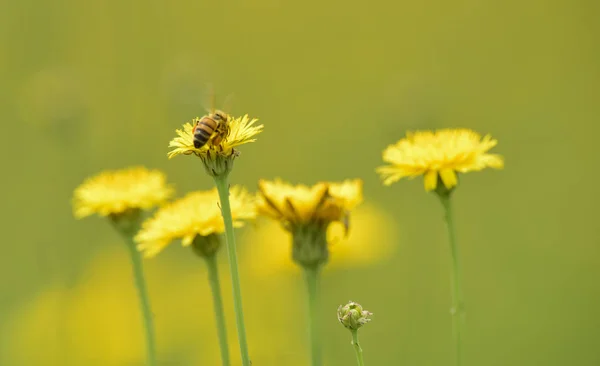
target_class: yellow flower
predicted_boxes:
[256,178,363,268]
[135,186,256,257]
[168,114,263,159]
[1,246,307,366]
[73,166,173,219]
[257,179,363,229]
[242,203,398,275]
[377,128,504,191]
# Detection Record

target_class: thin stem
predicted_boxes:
[438,194,464,366]
[351,330,365,366]
[124,237,157,366]
[204,254,231,366]
[214,175,251,366]
[304,266,322,366]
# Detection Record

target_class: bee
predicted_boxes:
[192,109,231,148]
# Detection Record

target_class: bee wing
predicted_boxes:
[209,83,216,113]
[200,82,215,114]
[201,84,235,116]
[222,93,236,115]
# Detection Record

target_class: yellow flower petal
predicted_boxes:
[424,170,438,191]
[257,178,362,227]
[439,168,458,190]
[480,154,505,169]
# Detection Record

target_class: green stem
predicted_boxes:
[214,176,251,366]
[124,237,157,366]
[204,254,231,366]
[351,330,365,366]
[304,266,322,366]
[438,194,464,366]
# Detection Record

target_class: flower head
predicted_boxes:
[73,167,173,219]
[337,301,372,331]
[377,129,504,192]
[135,186,256,258]
[256,178,363,268]
[257,179,362,231]
[168,114,263,178]
[169,114,262,157]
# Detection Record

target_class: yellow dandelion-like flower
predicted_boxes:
[73,166,173,219]
[135,186,256,258]
[377,128,504,192]
[257,178,363,229]
[256,178,363,268]
[168,114,263,159]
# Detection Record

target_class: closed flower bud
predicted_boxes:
[337,301,372,331]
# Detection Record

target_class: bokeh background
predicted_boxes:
[2,0,600,365]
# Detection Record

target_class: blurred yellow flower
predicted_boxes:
[3,249,159,366]
[257,178,363,230]
[377,129,504,191]
[242,203,398,275]
[72,166,173,219]
[2,246,306,366]
[135,186,256,257]
[168,114,263,159]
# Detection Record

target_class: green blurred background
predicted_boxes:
[2,0,600,365]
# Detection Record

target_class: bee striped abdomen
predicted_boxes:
[193,117,217,148]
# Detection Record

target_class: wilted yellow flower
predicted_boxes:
[73,166,173,219]
[135,186,256,258]
[168,114,263,159]
[377,129,504,192]
[256,178,363,268]
[257,179,362,230]
[242,203,398,275]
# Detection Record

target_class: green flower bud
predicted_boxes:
[200,149,239,178]
[337,301,372,331]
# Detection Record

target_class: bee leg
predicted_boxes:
[211,135,223,146]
